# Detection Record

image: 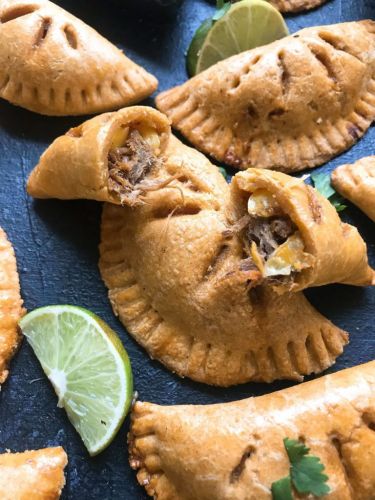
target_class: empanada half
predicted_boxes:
[0,227,24,384]
[129,361,375,500]
[0,0,157,115]
[99,136,348,386]
[0,447,67,499]
[270,0,327,12]
[156,21,375,173]
[27,106,171,206]
[332,156,375,222]
[231,168,374,292]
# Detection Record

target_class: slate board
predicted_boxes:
[0,0,374,498]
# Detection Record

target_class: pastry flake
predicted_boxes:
[27,106,171,205]
[0,227,24,384]
[99,136,348,386]
[270,0,327,12]
[332,156,375,222]
[156,21,375,173]
[129,361,375,499]
[0,0,158,115]
[232,168,374,292]
[0,447,67,499]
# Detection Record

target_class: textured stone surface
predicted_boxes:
[0,0,373,498]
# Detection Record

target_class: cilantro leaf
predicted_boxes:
[271,476,293,500]
[310,172,346,213]
[284,438,330,497]
[218,166,229,181]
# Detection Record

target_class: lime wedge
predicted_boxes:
[19,305,133,456]
[194,0,289,75]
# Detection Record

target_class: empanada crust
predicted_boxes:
[270,0,327,12]
[0,228,24,384]
[0,447,67,499]
[99,137,348,386]
[233,169,374,290]
[0,0,157,115]
[156,21,375,173]
[27,106,171,202]
[129,361,375,500]
[332,156,375,222]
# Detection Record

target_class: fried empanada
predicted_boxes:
[129,361,375,500]
[27,106,171,206]
[270,0,327,12]
[0,228,24,384]
[0,0,157,115]
[332,156,375,222]
[231,168,374,292]
[0,447,67,499]
[99,136,348,386]
[156,21,375,173]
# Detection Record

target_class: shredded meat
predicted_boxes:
[108,129,160,205]
[246,216,295,260]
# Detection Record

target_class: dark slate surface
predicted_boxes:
[0,0,374,498]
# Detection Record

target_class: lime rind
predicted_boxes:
[19,305,133,456]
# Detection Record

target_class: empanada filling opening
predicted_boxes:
[108,124,166,206]
[244,189,313,282]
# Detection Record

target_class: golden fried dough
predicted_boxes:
[0,447,67,499]
[156,21,375,172]
[130,361,375,500]
[0,0,157,115]
[332,156,375,221]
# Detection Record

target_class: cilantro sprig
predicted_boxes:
[310,172,347,212]
[271,438,330,500]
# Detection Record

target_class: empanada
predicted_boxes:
[27,106,171,206]
[332,156,375,222]
[231,168,374,292]
[129,361,375,500]
[270,0,327,12]
[0,447,67,499]
[156,21,375,173]
[0,0,157,115]
[0,228,24,384]
[99,136,348,386]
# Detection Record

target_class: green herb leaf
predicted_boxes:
[271,476,293,500]
[218,166,229,182]
[284,438,330,497]
[310,172,347,213]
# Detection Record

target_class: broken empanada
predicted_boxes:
[0,447,67,499]
[0,227,24,384]
[129,361,375,500]
[99,136,348,386]
[27,106,171,206]
[0,0,158,115]
[156,21,375,173]
[332,156,375,222]
[270,0,327,12]
[231,168,374,292]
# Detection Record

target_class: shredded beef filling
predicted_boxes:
[108,129,160,204]
[246,216,296,260]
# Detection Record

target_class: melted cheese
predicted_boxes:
[111,126,129,148]
[264,232,313,277]
[247,189,281,217]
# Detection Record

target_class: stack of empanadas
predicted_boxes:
[27,106,374,387]
[0,0,158,115]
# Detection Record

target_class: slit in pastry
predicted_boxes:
[129,361,375,500]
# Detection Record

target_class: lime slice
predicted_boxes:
[19,305,133,456]
[194,0,289,75]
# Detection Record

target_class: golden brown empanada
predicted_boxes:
[129,361,375,500]
[270,0,327,12]
[231,168,374,292]
[156,21,375,173]
[0,227,24,384]
[27,106,171,206]
[332,156,375,222]
[99,136,348,386]
[0,447,67,499]
[0,0,157,115]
